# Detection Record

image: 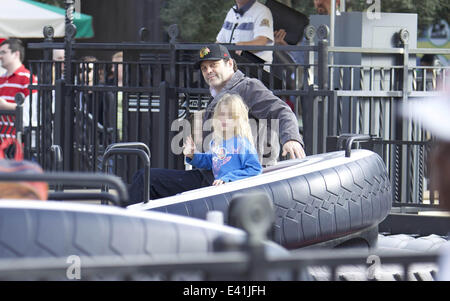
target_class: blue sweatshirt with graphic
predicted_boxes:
[186,136,262,182]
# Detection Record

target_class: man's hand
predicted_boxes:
[183,135,196,159]
[282,140,306,159]
[274,29,288,45]
[212,179,225,186]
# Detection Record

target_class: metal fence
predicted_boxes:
[324,43,450,207]
[0,240,440,281]
[20,23,450,207]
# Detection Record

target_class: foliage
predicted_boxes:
[160,0,235,42]
[290,0,317,17]
[435,1,450,27]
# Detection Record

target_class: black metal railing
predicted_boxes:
[0,247,440,281]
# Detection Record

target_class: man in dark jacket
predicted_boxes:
[128,43,305,203]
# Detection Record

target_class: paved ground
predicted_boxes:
[308,233,448,281]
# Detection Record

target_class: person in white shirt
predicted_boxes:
[216,0,274,65]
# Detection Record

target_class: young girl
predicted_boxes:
[183,93,262,186]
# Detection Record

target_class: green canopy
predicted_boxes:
[0,0,94,39]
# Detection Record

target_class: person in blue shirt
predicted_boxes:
[183,93,262,185]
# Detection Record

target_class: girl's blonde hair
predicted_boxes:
[212,93,254,145]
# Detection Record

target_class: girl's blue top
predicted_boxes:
[186,136,262,182]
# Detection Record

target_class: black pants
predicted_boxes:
[128,168,214,204]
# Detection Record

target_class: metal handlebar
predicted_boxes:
[337,134,372,157]
[102,143,151,204]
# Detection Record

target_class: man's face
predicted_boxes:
[200,59,234,91]
[0,44,19,69]
[314,0,331,15]
[235,0,251,8]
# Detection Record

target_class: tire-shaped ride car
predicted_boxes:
[129,149,392,250]
[0,200,284,259]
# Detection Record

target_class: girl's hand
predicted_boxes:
[212,179,224,186]
[183,135,196,159]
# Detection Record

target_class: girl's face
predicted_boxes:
[216,104,235,138]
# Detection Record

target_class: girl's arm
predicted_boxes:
[184,135,213,169]
[186,152,213,170]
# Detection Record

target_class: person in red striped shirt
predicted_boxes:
[0,38,37,127]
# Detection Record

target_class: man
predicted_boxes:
[0,38,37,127]
[313,0,340,15]
[197,44,304,161]
[128,44,305,204]
[217,0,274,65]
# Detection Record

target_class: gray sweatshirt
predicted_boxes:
[201,70,304,162]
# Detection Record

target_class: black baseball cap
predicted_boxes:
[194,44,231,69]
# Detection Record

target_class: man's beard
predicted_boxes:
[317,7,327,14]
[207,75,222,88]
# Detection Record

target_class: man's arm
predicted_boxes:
[239,78,306,158]
[252,5,274,43]
[235,36,270,56]
[0,97,17,110]
[236,36,270,46]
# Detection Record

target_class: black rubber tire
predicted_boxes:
[149,150,392,249]
[0,201,284,259]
